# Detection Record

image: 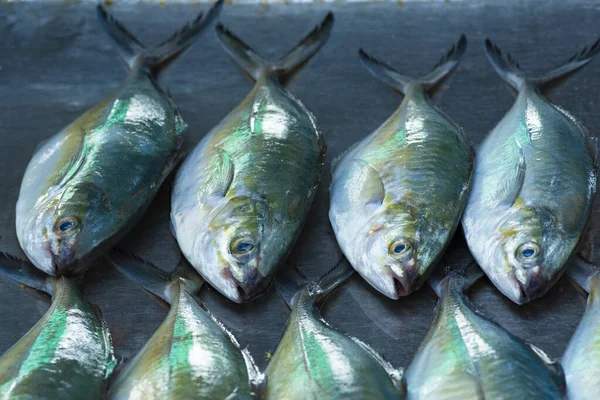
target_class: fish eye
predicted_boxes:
[54,216,78,236]
[231,237,255,256]
[516,242,540,262]
[389,240,411,257]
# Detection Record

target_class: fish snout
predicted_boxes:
[512,265,547,304]
[227,264,267,302]
[389,264,420,297]
[50,243,88,276]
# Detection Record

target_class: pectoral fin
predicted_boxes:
[200,147,235,203]
[331,159,385,214]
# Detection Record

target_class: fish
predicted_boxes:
[0,253,115,399]
[15,1,222,276]
[106,250,264,399]
[562,257,600,399]
[329,36,474,299]
[405,257,566,399]
[264,261,406,399]
[170,14,332,303]
[462,38,599,304]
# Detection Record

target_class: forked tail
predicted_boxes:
[275,257,354,309]
[0,252,54,296]
[567,256,600,294]
[485,37,600,91]
[428,246,483,298]
[359,34,467,95]
[97,0,223,77]
[216,12,334,84]
[107,249,204,305]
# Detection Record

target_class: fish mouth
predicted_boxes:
[49,243,90,277]
[389,265,419,297]
[384,265,418,300]
[225,266,268,303]
[507,266,547,304]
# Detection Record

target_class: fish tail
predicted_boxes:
[0,252,54,296]
[274,264,309,309]
[485,36,600,91]
[274,256,353,309]
[316,256,354,297]
[567,256,600,294]
[359,34,467,95]
[428,246,482,297]
[536,37,600,88]
[97,0,223,77]
[216,12,334,84]
[107,249,204,304]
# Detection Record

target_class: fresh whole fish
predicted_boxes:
[0,254,115,399]
[562,257,600,400]
[15,2,222,276]
[171,15,332,302]
[329,36,474,299]
[107,251,264,399]
[405,260,566,399]
[264,262,406,399]
[462,38,599,304]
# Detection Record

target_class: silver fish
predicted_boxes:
[406,261,566,399]
[330,36,473,299]
[107,251,264,399]
[15,2,222,276]
[171,15,332,302]
[462,38,599,304]
[562,257,600,400]
[265,263,406,399]
[0,254,115,399]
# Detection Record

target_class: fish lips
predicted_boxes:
[211,264,270,303]
[389,264,421,297]
[497,265,551,304]
[361,264,421,300]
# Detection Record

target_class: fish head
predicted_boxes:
[21,182,113,276]
[358,203,436,298]
[489,208,570,304]
[197,195,271,302]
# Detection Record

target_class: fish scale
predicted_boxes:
[406,268,566,400]
[563,260,600,399]
[0,277,115,399]
[462,38,598,304]
[265,276,406,399]
[330,36,473,299]
[15,3,223,276]
[109,285,254,399]
[171,14,331,303]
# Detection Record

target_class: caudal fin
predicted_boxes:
[0,252,54,296]
[97,0,223,77]
[107,249,204,305]
[359,34,467,95]
[216,12,334,84]
[428,246,482,297]
[485,37,600,91]
[567,256,599,294]
[275,257,353,309]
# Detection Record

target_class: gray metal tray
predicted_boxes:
[0,0,597,372]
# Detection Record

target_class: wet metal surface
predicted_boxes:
[1,1,599,373]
